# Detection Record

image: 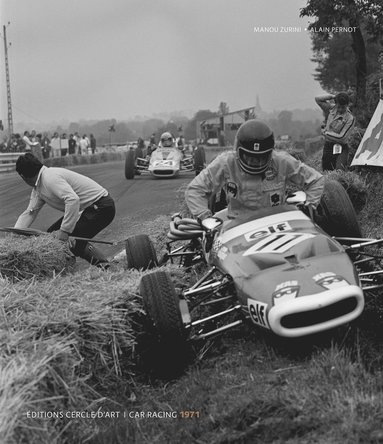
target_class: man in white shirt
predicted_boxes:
[15,153,115,266]
[79,135,89,155]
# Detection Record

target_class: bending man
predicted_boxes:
[14,153,115,266]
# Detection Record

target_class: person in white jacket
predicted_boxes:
[14,152,115,266]
[185,119,324,221]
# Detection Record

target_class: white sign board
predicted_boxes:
[351,99,383,166]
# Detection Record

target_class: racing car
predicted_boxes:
[125,179,383,346]
[124,143,205,179]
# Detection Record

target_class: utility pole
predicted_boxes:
[3,23,13,136]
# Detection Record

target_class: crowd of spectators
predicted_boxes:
[0,131,97,159]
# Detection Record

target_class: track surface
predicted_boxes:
[0,160,194,255]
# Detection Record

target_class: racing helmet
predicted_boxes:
[235,120,274,175]
[160,132,174,148]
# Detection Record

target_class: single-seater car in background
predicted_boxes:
[124,133,205,179]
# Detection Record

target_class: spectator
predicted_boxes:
[41,132,51,159]
[50,132,61,157]
[60,133,69,156]
[90,134,97,155]
[68,134,76,155]
[315,92,355,171]
[79,135,89,155]
[22,131,37,152]
[22,130,42,161]
[74,132,81,155]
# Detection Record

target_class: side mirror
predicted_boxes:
[286,190,307,205]
[201,217,223,231]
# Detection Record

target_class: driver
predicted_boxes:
[185,119,324,221]
[159,132,175,148]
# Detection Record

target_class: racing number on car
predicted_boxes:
[248,300,270,329]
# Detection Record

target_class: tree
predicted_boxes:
[218,102,229,115]
[310,21,381,92]
[277,110,293,135]
[300,0,383,114]
[142,118,164,140]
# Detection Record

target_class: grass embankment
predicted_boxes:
[2,148,383,443]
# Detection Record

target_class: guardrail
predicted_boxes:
[0,152,24,173]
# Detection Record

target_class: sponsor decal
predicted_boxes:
[272,280,300,305]
[245,222,292,241]
[264,166,277,180]
[212,237,223,253]
[270,192,281,206]
[313,272,349,289]
[217,245,228,260]
[248,300,270,329]
[154,160,174,166]
[253,142,260,151]
[226,182,238,198]
[243,232,314,255]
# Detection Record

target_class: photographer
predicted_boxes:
[315,92,355,171]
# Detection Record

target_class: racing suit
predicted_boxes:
[185,150,324,221]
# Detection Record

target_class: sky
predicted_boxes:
[0,0,327,127]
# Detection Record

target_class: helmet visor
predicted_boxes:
[238,146,272,174]
[161,137,173,147]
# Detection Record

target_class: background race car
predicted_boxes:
[124,145,205,179]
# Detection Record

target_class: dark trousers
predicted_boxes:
[322,140,349,171]
[47,194,115,256]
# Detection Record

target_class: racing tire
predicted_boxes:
[316,179,362,237]
[125,234,158,270]
[193,146,206,176]
[140,271,186,339]
[125,149,136,179]
[137,271,191,378]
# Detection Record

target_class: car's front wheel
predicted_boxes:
[140,271,187,339]
[125,149,136,179]
[139,271,190,376]
[125,234,158,269]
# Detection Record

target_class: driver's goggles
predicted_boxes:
[161,137,172,143]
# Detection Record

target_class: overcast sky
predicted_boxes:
[0,0,326,125]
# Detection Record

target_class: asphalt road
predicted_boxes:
[0,160,194,255]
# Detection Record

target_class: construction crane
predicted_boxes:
[3,23,13,136]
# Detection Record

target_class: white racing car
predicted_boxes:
[124,132,205,179]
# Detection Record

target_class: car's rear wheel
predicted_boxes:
[125,234,158,269]
[125,149,136,179]
[193,146,206,176]
[316,179,362,237]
